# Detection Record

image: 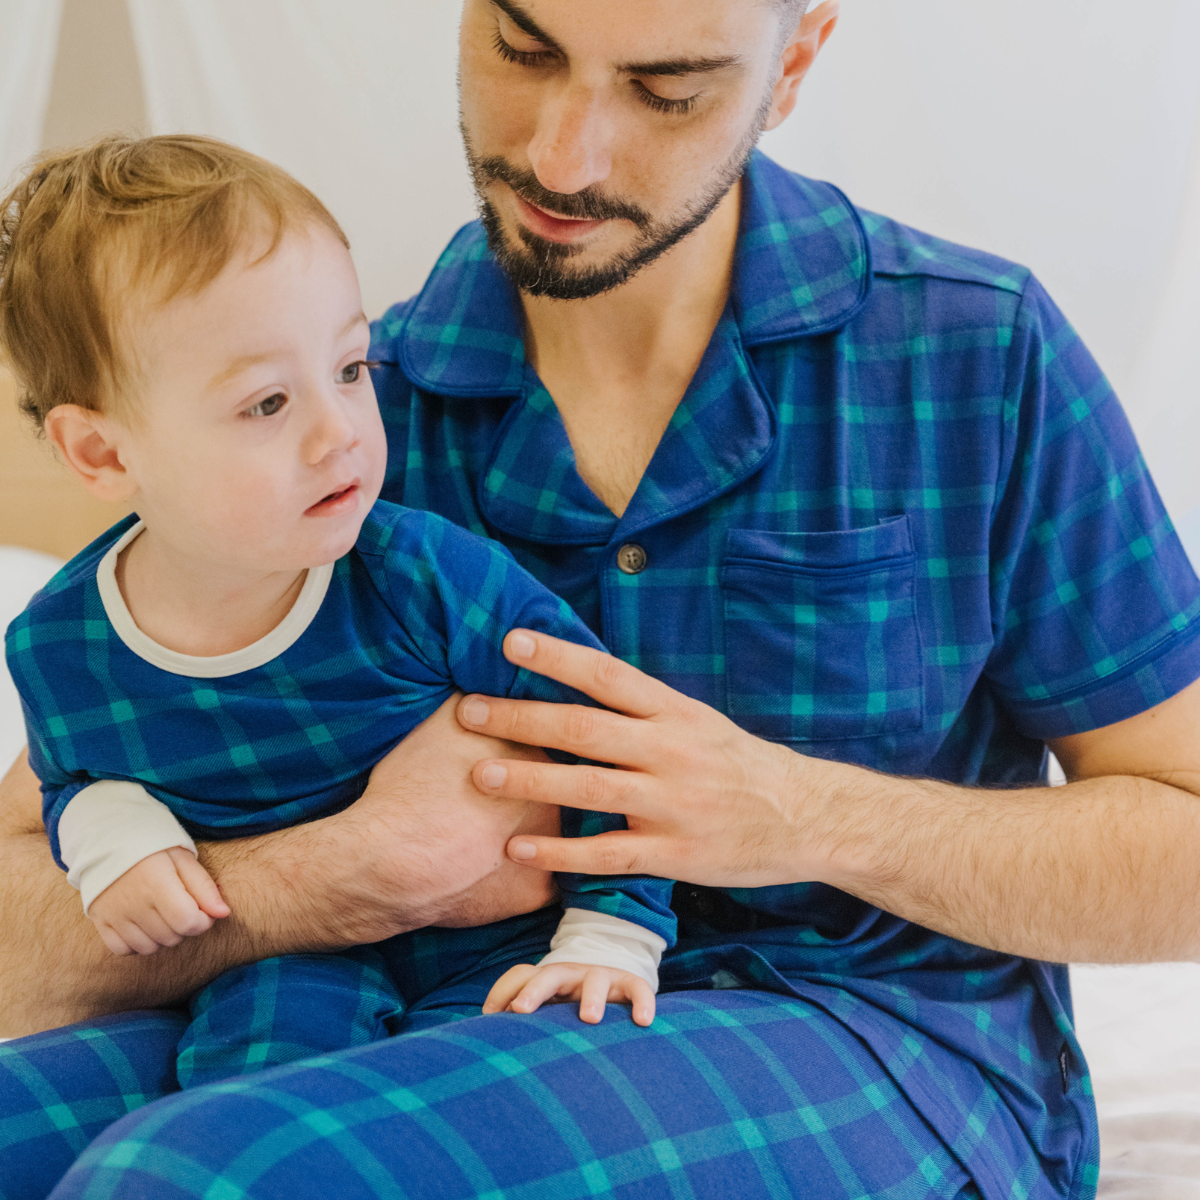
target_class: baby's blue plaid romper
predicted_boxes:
[5,500,675,1089]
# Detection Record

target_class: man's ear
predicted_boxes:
[42,404,139,504]
[762,0,840,133]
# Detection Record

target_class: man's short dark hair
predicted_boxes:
[771,0,812,41]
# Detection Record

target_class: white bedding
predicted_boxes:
[1,545,1198,1191]
[1072,963,1200,1198]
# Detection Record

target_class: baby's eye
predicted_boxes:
[338,360,378,385]
[245,393,287,418]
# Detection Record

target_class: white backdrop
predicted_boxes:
[0,0,64,192]
[3,0,1199,536]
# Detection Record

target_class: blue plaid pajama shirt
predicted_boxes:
[4,501,675,1087]
[6,151,1200,1199]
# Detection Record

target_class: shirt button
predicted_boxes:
[616,543,648,575]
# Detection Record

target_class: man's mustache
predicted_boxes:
[473,155,653,230]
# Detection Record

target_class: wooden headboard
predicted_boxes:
[0,367,127,561]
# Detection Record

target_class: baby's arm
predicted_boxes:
[55,780,229,956]
[405,513,677,1023]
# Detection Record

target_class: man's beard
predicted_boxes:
[461,99,768,301]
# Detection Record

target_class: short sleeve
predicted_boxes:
[984,277,1200,738]
[378,507,605,706]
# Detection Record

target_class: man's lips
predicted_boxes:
[305,482,361,517]
[514,193,607,244]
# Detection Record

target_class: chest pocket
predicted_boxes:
[721,517,923,744]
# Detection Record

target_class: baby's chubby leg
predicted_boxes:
[176,947,405,1089]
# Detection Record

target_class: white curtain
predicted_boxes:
[125,0,1200,540]
[761,0,1200,538]
[125,0,477,329]
[0,0,64,189]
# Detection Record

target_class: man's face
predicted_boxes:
[458,0,789,299]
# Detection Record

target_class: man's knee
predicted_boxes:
[0,1010,185,1199]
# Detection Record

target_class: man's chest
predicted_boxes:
[378,335,1027,786]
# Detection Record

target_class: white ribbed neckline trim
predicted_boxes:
[96,521,334,678]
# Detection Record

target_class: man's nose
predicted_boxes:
[527,84,613,197]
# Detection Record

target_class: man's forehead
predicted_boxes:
[485,0,778,64]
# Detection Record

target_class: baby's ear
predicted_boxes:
[42,404,138,504]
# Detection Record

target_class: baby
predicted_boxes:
[1,135,675,1088]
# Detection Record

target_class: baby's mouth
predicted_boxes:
[305,483,360,516]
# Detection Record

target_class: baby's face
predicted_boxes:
[116,223,387,574]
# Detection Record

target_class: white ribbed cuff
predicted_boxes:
[538,907,667,991]
[58,780,197,913]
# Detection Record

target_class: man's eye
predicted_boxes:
[634,82,700,116]
[492,28,554,67]
[245,393,287,418]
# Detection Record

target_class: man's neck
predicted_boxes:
[519,183,741,517]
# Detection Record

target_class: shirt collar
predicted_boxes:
[478,309,777,546]
[394,151,871,397]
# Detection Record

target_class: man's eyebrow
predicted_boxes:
[488,0,563,54]
[617,56,743,79]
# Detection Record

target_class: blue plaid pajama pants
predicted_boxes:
[1,987,987,1200]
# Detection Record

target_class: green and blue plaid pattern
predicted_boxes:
[40,993,990,1200]
[7,151,1189,1195]
[368,151,1192,1194]
[6,500,675,950]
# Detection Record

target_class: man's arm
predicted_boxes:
[459,629,1200,963]
[0,696,560,1037]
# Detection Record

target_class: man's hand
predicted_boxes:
[458,629,815,888]
[311,693,561,945]
[483,961,656,1027]
[459,629,1200,963]
[88,847,229,956]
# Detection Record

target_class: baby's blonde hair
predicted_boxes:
[0,134,348,429]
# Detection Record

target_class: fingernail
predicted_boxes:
[508,631,536,660]
[509,839,537,860]
[480,763,508,789]
[461,697,490,726]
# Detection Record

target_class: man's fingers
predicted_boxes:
[460,693,658,769]
[471,756,655,819]
[169,847,230,919]
[505,831,671,877]
[503,630,682,720]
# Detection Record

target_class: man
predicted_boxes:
[4,1,1200,1197]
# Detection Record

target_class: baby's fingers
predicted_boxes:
[168,847,230,919]
[578,969,614,1025]
[95,923,135,957]
[483,964,540,1015]
[613,974,656,1028]
[508,965,580,1015]
[106,919,163,956]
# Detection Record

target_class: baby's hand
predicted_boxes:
[483,962,656,1027]
[88,847,230,956]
